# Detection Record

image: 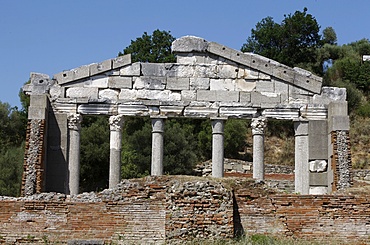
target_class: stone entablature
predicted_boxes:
[22,36,351,195]
[24,36,344,121]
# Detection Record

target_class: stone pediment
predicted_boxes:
[24,36,345,120]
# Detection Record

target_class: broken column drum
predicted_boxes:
[22,35,352,195]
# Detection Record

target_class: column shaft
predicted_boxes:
[294,120,309,194]
[151,118,164,176]
[67,114,82,195]
[251,117,267,181]
[212,119,225,178]
[109,115,124,189]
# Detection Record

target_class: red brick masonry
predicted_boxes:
[1,176,369,244]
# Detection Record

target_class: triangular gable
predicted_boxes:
[172,36,322,94]
[24,36,344,120]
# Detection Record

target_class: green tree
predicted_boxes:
[0,144,24,196]
[80,116,110,192]
[0,100,27,196]
[119,29,176,63]
[242,8,329,75]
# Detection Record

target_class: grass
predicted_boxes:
[178,233,340,245]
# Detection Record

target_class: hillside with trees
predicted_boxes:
[1,9,370,196]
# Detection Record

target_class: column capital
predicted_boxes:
[151,118,165,133]
[67,113,82,131]
[294,119,309,136]
[251,116,267,135]
[211,119,225,135]
[109,115,124,131]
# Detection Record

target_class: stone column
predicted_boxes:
[67,113,82,195]
[251,117,267,181]
[294,119,309,194]
[109,115,124,189]
[151,118,165,176]
[211,119,225,178]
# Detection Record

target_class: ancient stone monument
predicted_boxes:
[22,36,351,196]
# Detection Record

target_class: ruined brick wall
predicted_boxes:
[331,130,353,190]
[21,119,46,196]
[2,177,370,244]
[234,187,370,243]
[0,177,233,244]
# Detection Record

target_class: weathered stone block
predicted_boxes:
[172,36,208,53]
[50,85,63,100]
[309,120,328,159]
[90,59,112,76]
[328,116,350,131]
[313,87,347,105]
[258,72,271,80]
[112,54,131,69]
[207,42,232,60]
[73,65,90,81]
[133,77,166,90]
[193,64,218,78]
[235,79,256,92]
[184,107,218,118]
[120,63,141,76]
[84,76,108,88]
[54,70,75,84]
[237,68,258,80]
[108,76,132,89]
[30,94,48,107]
[160,106,184,117]
[197,90,239,102]
[166,64,192,77]
[141,63,167,77]
[181,90,196,101]
[99,89,119,102]
[251,91,281,106]
[309,186,328,194]
[219,107,256,118]
[167,77,190,90]
[136,90,181,101]
[256,81,274,92]
[66,87,98,99]
[293,67,322,94]
[274,79,289,94]
[119,89,137,101]
[239,92,251,103]
[294,119,309,137]
[217,65,238,79]
[328,101,348,116]
[28,107,47,119]
[118,104,149,116]
[272,64,295,84]
[190,78,210,90]
[309,172,328,186]
[210,79,234,91]
[231,51,252,66]
[53,102,78,113]
[250,54,273,75]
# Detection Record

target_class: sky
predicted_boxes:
[1,0,369,108]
